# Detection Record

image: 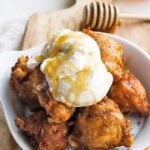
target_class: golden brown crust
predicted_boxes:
[108,71,150,117]
[10,56,41,109]
[39,99,75,123]
[69,97,133,150]
[11,56,32,79]
[83,29,124,81]
[15,111,68,150]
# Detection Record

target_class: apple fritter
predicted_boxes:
[83,29,124,81]
[108,71,149,117]
[69,97,133,150]
[37,95,76,123]
[15,111,68,150]
[10,56,40,109]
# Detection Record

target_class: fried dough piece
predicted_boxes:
[15,111,68,150]
[36,87,75,123]
[108,71,149,117]
[83,29,124,81]
[10,56,40,109]
[69,97,133,150]
[38,97,75,123]
[10,57,75,122]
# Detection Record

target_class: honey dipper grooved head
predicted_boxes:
[83,2,119,31]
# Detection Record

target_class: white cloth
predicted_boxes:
[0,18,27,52]
[0,18,27,110]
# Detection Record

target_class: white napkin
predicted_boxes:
[0,18,27,52]
[0,18,28,149]
[0,18,27,110]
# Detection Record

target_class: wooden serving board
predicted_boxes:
[21,0,112,50]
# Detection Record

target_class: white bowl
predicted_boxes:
[0,34,150,150]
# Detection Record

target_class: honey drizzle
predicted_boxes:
[41,32,93,105]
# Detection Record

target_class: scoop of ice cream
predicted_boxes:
[28,29,113,107]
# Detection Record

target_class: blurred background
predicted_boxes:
[0,0,150,20]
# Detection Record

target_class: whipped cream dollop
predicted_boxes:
[27,29,113,107]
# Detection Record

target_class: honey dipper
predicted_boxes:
[83,1,150,31]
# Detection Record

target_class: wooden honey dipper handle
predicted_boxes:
[120,13,150,21]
